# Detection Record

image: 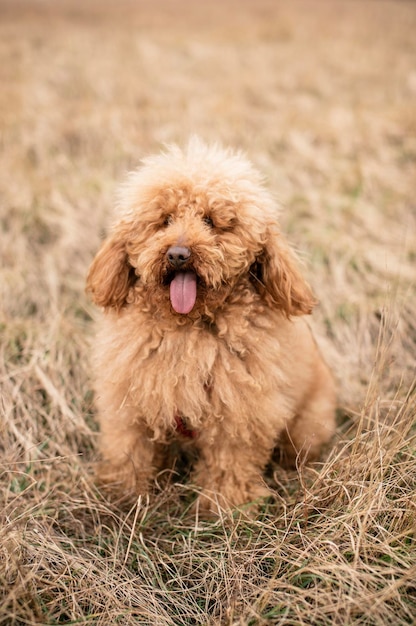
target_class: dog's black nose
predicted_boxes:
[167,246,191,269]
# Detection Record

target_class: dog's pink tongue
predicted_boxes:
[169,271,197,314]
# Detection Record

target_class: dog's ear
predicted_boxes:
[86,231,136,310]
[251,226,317,317]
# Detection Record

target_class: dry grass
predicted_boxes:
[1,0,415,624]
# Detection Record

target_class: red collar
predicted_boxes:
[174,413,197,439]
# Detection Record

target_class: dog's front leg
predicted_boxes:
[192,432,272,515]
[97,416,157,505]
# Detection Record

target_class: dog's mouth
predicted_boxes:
[165,270,198,315]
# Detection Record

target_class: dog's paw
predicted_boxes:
[95,461,150,507]
[193,484,272,519]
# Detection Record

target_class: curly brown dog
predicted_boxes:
[86,138,336,514]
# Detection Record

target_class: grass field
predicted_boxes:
[1,0,415,624]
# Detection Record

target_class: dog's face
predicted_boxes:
[121,180,271,317]
[87,140,316,319]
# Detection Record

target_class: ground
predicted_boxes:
[0,1,415,624]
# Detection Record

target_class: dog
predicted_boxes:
[86,138,336,514]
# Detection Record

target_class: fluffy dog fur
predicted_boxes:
[86,138,336,514]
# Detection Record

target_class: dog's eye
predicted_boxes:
[203,216,214,228]
[163,215,174,227]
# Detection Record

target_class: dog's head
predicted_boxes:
[86,139,316,319]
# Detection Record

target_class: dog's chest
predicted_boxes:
[145,327,224,394]
[133,322,269,429]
